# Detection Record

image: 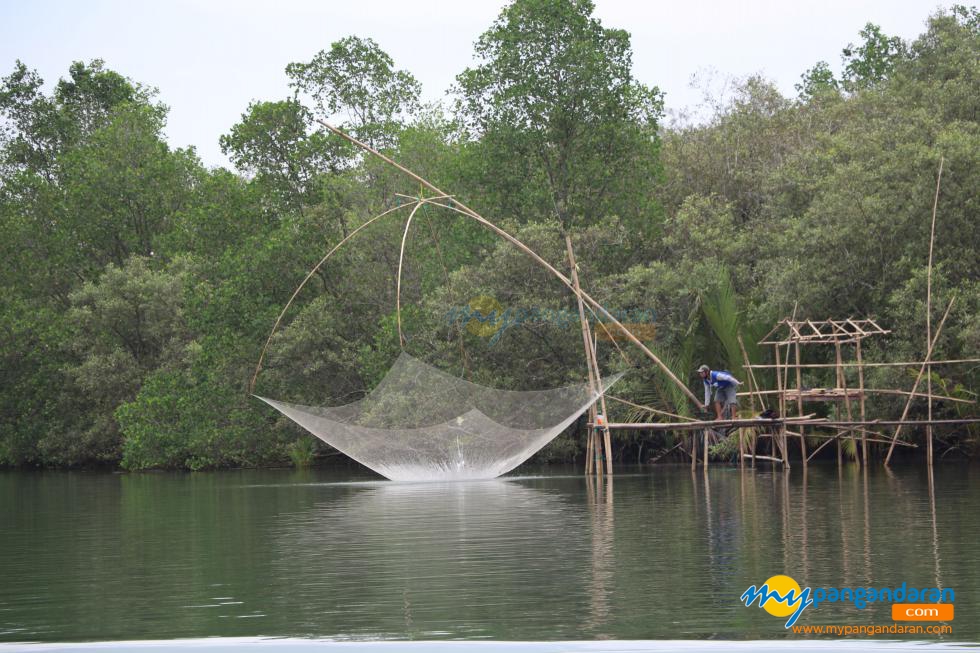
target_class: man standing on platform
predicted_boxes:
[698,364,741,421]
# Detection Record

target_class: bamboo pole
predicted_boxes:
[795,341,807,466]
[565,233,612,476]
[735,387,970,404]
[395,201,426,347]
[925,156,943,467]
[837,341,856,462]
[856,339,868,465]
[737,335,763,468]
[691,426,698,471]
[605,395,696,422]
[703,428,709,471]
[250,201,419,393]
[743,358,980,370]
[316,120,702,407]
[774,344,789,467]
[565,233,599,476]
[885,296,955,464]
[600,417,980,430]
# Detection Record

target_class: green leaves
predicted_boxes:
[286,36,421,150]
[455,0,663,231]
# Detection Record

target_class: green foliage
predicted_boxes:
[454,0,664,233]
[841,23,907,91]
[1,6,978,469]
[286,35,421,149]
[219,99,341,211]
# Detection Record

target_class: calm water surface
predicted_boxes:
[0,464,976,643]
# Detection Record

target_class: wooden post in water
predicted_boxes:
[774,344,790,468]
[795,341,807,466]
[836,340,856,463]
[856,339,868,464]
[738,335,765,468]
[691,429,698,471]
[925,157,943,467]
[565,233,611,476]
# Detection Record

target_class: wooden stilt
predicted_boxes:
[856,340,868,464]
[691,430,698,471]
[565,233,610,476]
[925,157,943,468]
[774,344,790,468]
[795,341,807,466]
[835,341,856,463]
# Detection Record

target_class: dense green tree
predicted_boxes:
[219,99,341,211]
[286,36,421,149]
[455,0,663,236]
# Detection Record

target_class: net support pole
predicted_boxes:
[315,119,702,409]
[885,296,955,465]
[925,156,943,468]
[565,233,602,476]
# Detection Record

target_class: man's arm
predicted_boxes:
[703,380,711,407]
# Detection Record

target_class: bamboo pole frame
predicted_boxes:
[315,119,702,408]
[925,157,943,467]
[885,296,955,464]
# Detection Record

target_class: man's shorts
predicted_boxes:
[714,384,738,406]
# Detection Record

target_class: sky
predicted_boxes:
[0,0,952,169]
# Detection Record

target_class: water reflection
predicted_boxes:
[0,465,976,643]
[269,479,593,639]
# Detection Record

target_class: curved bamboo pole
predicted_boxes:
[395,200,427,347]
[249,201,416,393]
[314,120,702,406]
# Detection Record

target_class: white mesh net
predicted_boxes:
[258,353,622,481]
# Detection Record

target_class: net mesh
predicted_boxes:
[258,353,622,481]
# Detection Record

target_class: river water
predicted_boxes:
[0,464,975,645]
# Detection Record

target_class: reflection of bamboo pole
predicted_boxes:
[317,120,702,406]
[885,297,955,464]
[927,463,942,592]
[856,340,868,464]
[926,157,943,468]
[834,342,843,465]
[862,465,871,585]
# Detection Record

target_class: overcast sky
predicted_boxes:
[1,0,951,168]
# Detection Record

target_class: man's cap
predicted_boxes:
[697,364,710,374]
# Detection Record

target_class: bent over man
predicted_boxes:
[697,364,741,421]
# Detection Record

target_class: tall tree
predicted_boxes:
[455,0,663,234]
[286,36,421,149]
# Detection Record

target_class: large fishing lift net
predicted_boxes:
[259,353,622,481]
